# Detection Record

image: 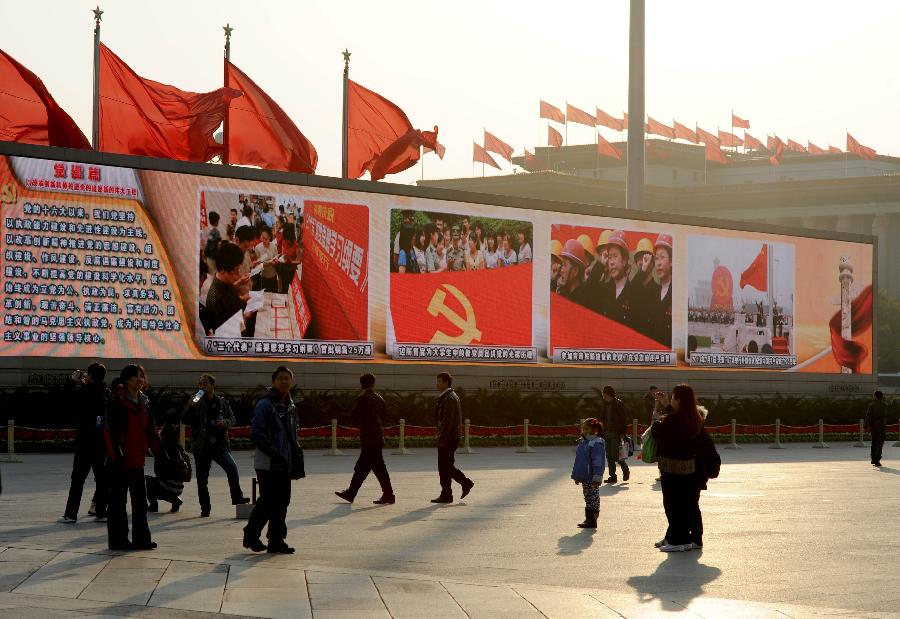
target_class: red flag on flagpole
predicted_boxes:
[828,145,842,154]
[740,244,768,291]
[646,116,675,139]
[732,113,750,129]
[225,60,317,173]
[0,49,91,149]
[743,132,764,151]
[847,133,876,160]
[596,133,621,160]
[697,126,718,146]
[786,139,807,153]
[473,143,500,169]
[705,142,729,164]
[673,121,698,143]
[566,103,595,127]
[522,149,547,171]
[346,79,438,179]
[423,141,446,159]
[596,107,624,131]
[718,130,743,148]
[767,135,783,150]
[484,130,514,162]
[98,44,240,161]
[807,142,826,155]
[548,125,563,147]
[769,141,784,166]
[540,100,565,123]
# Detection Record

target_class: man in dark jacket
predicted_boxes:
[57,362,109,524]
[432,372,474,503]
[182,374,249,517]
[601,385,630,484]
[335,373,395,505]
[865,390,887,467]
[243,366,298,554]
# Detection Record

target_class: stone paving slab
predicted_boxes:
[149,561,229,613]
[14,551,109,598]
[441,581,545,618]
[515,587,623,618]
[372,576,466,618]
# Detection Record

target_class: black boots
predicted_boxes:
[577,508,598,529]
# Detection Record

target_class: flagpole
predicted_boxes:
[91,6,102,150]
[564,101,568,146]
[222,23,232,165]
[341,49,351,179]
[420,145,424,181]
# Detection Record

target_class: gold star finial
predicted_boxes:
[92,6,103,24]
[342,48,351,67]
[224,23,233,39]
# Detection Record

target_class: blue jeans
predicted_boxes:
[195,448,244,511]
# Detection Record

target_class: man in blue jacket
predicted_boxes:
[243,366,298,554]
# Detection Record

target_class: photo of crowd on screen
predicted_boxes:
[389,209,533,274]
[550,226,673,348]
[197,193,304,337]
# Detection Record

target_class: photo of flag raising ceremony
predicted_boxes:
[1,1,899,618]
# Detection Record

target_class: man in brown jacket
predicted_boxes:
[432,372,474,503]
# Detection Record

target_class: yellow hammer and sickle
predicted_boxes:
[426,284,482,345]
[715,276,729,296]
[0,183,16,204]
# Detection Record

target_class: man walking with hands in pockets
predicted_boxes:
[432,372,475,503]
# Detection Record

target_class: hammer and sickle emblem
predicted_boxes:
[715,277,730,296]
[0,183,16,204]
[426,284,482,345]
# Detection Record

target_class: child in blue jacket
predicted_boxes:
[571,418,606,529]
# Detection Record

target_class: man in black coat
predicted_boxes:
[335,373,395,504]
[865,390,888,467]
[432,372,474,503]
[601,385,631,484]
[57,362,108,523]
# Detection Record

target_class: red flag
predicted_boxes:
[673,121,698,143]
[739,244,768,291]
[597,133,621,160]
[732,113,750,129]
[550,294,668,353]
[786,139,807,153]
[0,49,90,149]
[423,141,446,159]
[473,143,500,169]
[847,133,876,160]
[646,140,670,161]
[225,60,317,173]
[705,142,729,164]
[769,141,783,166]
[522,149,548,171]
[596,108,624,131]
[829,285,874,374]
[548,125,563,147]
[807,142,826,155]
[828,145,842,154]
[718,130,743,148]
[540,100,565,124]
[646,116,675,139]
[566,103,595,127]
[347,79,437,179]
[767,135,783,150]
[743,132,764,151]
[484,130,514,162]
[697,126,718,146]
[99,44,239,161]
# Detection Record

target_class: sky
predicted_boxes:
[5,1,900,185]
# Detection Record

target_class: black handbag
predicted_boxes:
[289,441,305,480]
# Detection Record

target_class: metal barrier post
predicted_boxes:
[323,419,346,456]
[894,418,900,447]
[854,418,866,447]
[2,419,22,463]
[392,419,411,455]
[813,419,829,448]
[516,418,536,453]
[724,419,738,449]
[632,419,638,448]
[768,418,785,449]
[460,418,476,454]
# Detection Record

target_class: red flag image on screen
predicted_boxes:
[829,284,874,374]
[705,142,729,164]
[743,132,764,151]
[732,113,750,129]
[346,79,438,180]
[540,100,565,123]
[566,103,595,127]
[99,44,239,161]
[828,145,842,154]
[549,294,668,354]
[697,126,718,146]
[391,265,532,346]
[769,141,783,166]
[484,130,514,162]
[786,138,807,153]
[596,107,623,131]
[718,130,743,148]
[740,244,768,291]
[807,142,826,155]
[646,116,675,139]
[225,60,317,173]
[597,133,621,160]
[0,49,91,149]
[847,133,876,160]
[673,121,698,143]
[473,143,500,169]
[548,125,563,147]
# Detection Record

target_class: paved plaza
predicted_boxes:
[0,443,898,618]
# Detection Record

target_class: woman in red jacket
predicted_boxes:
[105,365,161,551]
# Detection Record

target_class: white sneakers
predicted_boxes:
[56,516,76,524]
[654,538,668,548]
[658,541,703,552]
